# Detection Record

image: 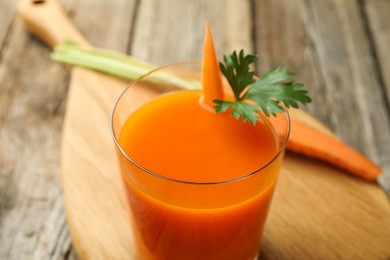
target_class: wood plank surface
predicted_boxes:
[0,0,389,259]
[0,0,136,259]
[131,0,253,64]
[255,0,390,193]
[0,4,73,260]
[364,0,390,191]
[0,1,18,46]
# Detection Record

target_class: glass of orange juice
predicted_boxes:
[111,62,290,260]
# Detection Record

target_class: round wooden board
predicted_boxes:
[61,68,390,260]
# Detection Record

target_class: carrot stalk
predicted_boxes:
[288,119,382,182]
[200,21,224,108]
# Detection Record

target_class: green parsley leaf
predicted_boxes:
[245,68,311,116]
[219,50,256,100]
[214,100,260,124]
[214,50,311,124]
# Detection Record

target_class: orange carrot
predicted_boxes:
[287,119,382,182]
[200,21,224,108]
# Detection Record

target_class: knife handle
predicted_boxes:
[17,0,90,48]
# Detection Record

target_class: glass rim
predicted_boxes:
[110,61,291,186]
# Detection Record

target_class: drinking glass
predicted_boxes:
[111,62,290,260]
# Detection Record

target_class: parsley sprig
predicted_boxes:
[214,50,311,124]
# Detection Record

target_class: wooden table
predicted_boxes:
[1,0,389,259]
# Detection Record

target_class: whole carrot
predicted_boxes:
[287,119,382,182]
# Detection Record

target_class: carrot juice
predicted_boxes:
[111,62,289,259]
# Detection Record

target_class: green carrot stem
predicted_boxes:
[51,41,200,90]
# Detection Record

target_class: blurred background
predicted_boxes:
[0,0,389,259]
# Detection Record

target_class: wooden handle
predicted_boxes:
[17,0,90,48]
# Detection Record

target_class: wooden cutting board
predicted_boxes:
[18,0,390,259]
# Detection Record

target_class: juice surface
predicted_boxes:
[119,90,278,183]
[118,90,281,260]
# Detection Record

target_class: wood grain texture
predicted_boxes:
[0,13,73,260]
[364,0,390,191]
[131,0,253,64]
[61,71,132,260]
[254,0,390,187]
[264,155,390,259]
[365,0,390,95]
[1,0,135,259]
[0,1,18,47]
[69,0,136,52]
